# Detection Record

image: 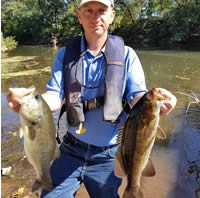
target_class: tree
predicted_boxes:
[1,0,46,43]
[158,3,200,43]
[38,0,66,33]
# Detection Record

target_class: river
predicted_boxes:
[1,46,200,198]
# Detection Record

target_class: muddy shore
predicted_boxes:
[1,133,90,198]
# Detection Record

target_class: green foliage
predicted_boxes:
[1,34,5,46]
[159,3,200,42]
[2,0,45,43]
[1,0,200,48]
[1,35,18,51]
[59,2,82,42]
[114,1,200,48]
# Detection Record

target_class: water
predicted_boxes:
[1,46,200,197]
[1,46,58,136]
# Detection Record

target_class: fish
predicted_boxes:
[195,187,200,198]
[9,86,60,191]
[114,88,167,198]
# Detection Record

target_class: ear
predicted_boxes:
[110,9,115,24]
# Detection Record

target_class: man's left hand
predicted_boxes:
[157,88,177,115]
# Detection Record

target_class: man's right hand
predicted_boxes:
[7,89,21,113]
[7,88,62,113]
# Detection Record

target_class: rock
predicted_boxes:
[1,166,12,176]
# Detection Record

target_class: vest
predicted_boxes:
[63,35,125,126]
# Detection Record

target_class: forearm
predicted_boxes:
[42,92,62,112]
[130,92,146,108]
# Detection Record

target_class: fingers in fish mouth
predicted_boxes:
[152,88,166,101]
[9,87,35,97]
[9,87,36,105]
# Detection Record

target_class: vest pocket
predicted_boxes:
[66,102,85,126]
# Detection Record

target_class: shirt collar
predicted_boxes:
[81,35,87,52]
[81,35,106,55]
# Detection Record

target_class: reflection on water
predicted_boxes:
[137,50,200,91]
[1,46,200,198]
[180,106,200,188]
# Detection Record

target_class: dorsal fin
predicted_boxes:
[117,124,125,145]
[118,124,124,133]
[142,158,156,177]
[28,126,36,141]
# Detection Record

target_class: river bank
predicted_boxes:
[2,41,200,52]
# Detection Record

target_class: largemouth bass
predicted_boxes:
[9,86,60,191]
[114,88,166,198]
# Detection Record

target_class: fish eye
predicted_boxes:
[35,95,40,100]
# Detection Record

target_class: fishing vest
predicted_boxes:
[63,35,126,126]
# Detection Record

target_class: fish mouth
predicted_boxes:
[152,88,166,101]
[9,86,36,105]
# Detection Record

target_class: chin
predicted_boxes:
[85,28,107,38]
[93,30,106,36]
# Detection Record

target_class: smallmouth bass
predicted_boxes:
[114,88,167,198]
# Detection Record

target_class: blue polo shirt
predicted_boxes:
[46,35,147,146]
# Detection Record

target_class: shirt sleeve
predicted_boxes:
[46,47,65,100]
[124,46,147,103]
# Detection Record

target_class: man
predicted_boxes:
[7,0,177,197]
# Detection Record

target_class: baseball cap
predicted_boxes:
[76,0,114,8]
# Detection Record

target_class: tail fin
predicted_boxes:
[32,179,43,192]
[32,179,52,192]
[123,186,144,198]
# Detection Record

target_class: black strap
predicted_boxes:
[56,103,66,144]
[113,101,131,123]
[123,101,131,114]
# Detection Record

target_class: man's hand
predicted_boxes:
[156,88,177,115]
[7,88,21,113]
[130,88,177,116]
[7,89,62,113]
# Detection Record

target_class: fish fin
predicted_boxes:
[19,127,24,138]
[142,158,156,177]
[28,127,36,141]
[118,124,125,133]
[143,126,153,140]
[43,182,53,191]
[32,179,52,192]
[117,124,125,145]
[156,126,167,140]
[22,156,33,169]
[54,145,61,159]
[32,179,43,192]
[114,149,126,178]
[43,178,53,191]
[123,186,144,198]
